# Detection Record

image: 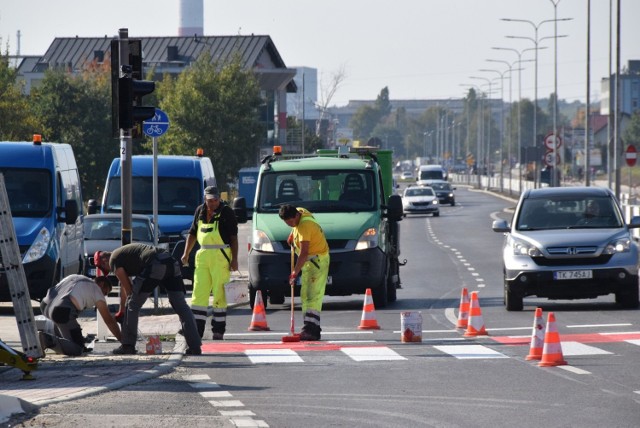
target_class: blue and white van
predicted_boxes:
[0,135,84,301]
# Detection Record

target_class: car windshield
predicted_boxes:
[404,187,434,197]
[429,182,450,191]
[104,177,201,215]
[2,168,52,218]
[516,195,623,230]
[84,217,153,242]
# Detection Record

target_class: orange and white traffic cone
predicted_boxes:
[248,290,270,331]
[463,291,488,337]
[538,312,567,367]
[526,307,545,361]
[358,288,381,330]
[456,287,470,329]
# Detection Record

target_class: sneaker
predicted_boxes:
[184,347,202,355]
[112,345,137,355]
[82,346,93,353]
[212,332,224,340]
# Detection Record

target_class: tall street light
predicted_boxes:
[479,68,507,192]
[503,17,571,188]
[461,83,484,188]
[492,46,536,193]
[470,76,493,188]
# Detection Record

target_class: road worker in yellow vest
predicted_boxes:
[182,186,238,340]
[279,204,330,341]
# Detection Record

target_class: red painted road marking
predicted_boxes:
[201,341,386,354]
[491,332,640,346]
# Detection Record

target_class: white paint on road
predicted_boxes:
[434,344,508,359]
[245,348,303,363]
[341,346,407,361]
[560,341,612,356]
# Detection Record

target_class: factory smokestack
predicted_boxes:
[178,0,204,36]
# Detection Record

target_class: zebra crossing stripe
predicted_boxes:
[341,346,407,361]
[245,348,304,363]
[561,341,612,356]
[434,344,508,359]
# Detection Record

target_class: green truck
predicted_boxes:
[242,145,404,308]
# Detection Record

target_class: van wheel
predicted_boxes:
[386,259,397,303]
[372,278,388,308]
[249,286,268,310]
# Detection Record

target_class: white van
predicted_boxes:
[417,165,447,185]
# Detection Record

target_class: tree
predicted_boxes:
[350,87,392,141]
[0,46,39,139]
[158,55,263,191]
[29,62,113,202]
[316,64,347,137]
[623,111,640,147]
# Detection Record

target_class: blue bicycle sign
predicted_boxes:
[143,109,170,137]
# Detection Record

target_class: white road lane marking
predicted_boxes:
[558,366,592,375]
[560,341,612,356]
[245,348,304,363]
[434,344,508,359]
[341,346,407,361]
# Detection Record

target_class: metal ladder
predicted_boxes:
[0,173,40,379]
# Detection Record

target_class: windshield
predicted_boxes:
[84,217,153,242]
[2,168,52,218]
[257,170,376,213]
[404,187,434,197]
[429,182,450,191]
[104,177,201,215]
[516,195,624,230]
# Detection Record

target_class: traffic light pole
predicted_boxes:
[118,28,133,246]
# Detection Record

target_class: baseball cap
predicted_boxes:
[204,186,220,200]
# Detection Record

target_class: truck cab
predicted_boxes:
[245,146,404,308]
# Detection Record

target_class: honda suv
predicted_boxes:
[492,186,640,311]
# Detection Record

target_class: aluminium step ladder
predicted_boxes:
[0,173,40,379]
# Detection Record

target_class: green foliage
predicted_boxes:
[30,65,114,201]
[350,87,392,140]
[158,55,263,191]
[623,111,640,147]
[0,49,39,139]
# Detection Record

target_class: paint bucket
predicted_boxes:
[225,279,249,304]
[400,311,422,343]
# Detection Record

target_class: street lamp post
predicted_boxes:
[503,17,572,187]
[461,83,484,189]
[479,68,507,192]
[470,76,493,189]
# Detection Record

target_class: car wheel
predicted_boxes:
[451,200,455,206]
[615,280,640,309]
[433,211,440,217]
[504,279,523,311]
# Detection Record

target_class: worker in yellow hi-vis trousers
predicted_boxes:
[182,186,238,340]
[279,204,329,341]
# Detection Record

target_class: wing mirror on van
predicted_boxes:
[58,200,79,225]
[87,199,99,215]
[232,197,248,224]
[384,194,404,222]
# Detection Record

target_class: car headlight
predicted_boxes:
[433,200,439,205]
[603,238,631,254]
[509,236,543,257]
[252,229,274,252]
[356,227,378,250]
[23,227,51,264]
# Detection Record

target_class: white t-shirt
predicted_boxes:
[53,274,105,310]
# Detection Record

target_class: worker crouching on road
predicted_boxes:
[182,186,239,340]
[94,244,202,355]
[279,204,330,341]
[39,274,121,357]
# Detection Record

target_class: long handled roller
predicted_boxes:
[282,245,301,343]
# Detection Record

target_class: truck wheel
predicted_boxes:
[386,260,397,303]
[372,278,388,308]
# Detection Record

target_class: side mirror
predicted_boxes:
[232,197,248,224]
[61,200,79,224]
[385,194,403,222]
[87,199,99,214]
[492,219,510,233]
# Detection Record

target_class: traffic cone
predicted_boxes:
[456,287,470,329]
[538,312,567,367]
[463,291,488,337]
[248,290,270,331]
[358,288,381,330]
[526,307,545,361]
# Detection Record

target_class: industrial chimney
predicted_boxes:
[178,0,204,36]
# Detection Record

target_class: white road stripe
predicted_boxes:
[182,374,210,381]
[219,410,256,416]
[245,348,303,363]
[209,400,245,407]
[566,323,632,328]
[561,341,612,356]
[625,339,640,346]
[189,381,221,389]
[600,331,640,335]
[559,366,592,375]
[434,345,508,359]
[200,391,233,398]
[341,346,407,361]
[230,418,269,427]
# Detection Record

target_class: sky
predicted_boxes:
[2,0,639,107]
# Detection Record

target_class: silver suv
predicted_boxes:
[492,186,640,311]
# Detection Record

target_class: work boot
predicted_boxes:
[299,323,321,341]
[185,347,202,355]
[212,332,224,340]
[38,331,53,357]
[113,344,137,355]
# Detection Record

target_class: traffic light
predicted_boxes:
[111,39,156,134]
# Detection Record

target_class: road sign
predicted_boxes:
[544,150,561,167]
[143,108,170,137]
[625,144,637,167]
[544,133,562,150]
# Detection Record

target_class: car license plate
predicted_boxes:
[554,270,593,280]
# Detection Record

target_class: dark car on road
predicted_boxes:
[428,180,456,206]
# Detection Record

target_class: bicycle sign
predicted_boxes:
[143,109,170,137]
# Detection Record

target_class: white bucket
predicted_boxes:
[400,311,423,343]
[225,280,248,304]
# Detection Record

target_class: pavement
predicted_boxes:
[0,273,249,424]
